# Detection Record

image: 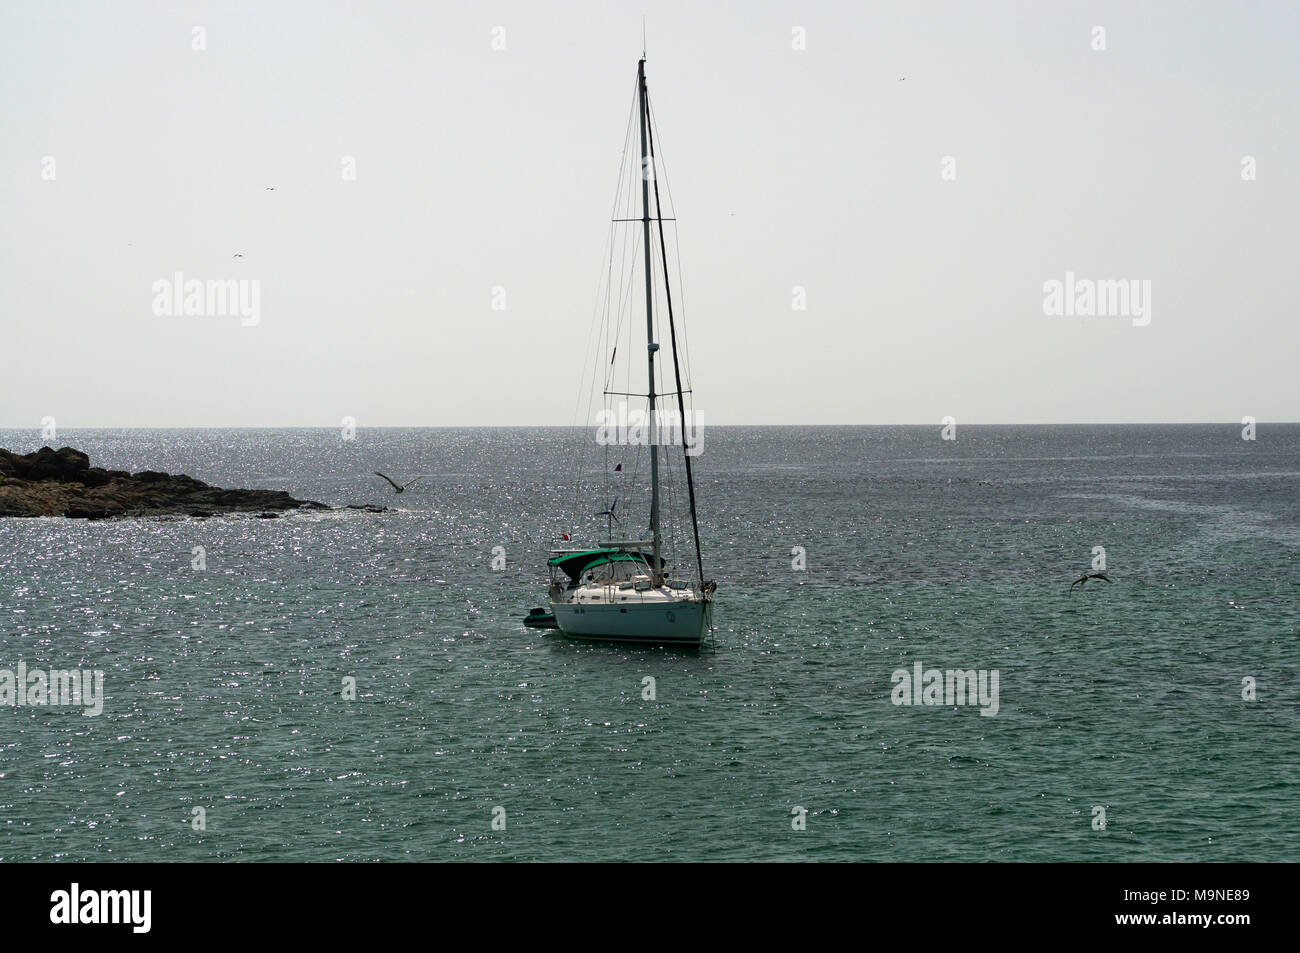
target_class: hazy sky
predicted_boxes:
[2,0,1297,426]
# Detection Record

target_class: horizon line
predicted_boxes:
[1,421,1296,430]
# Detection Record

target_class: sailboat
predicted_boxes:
[536,57,715,648]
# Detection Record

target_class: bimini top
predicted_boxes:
[547,549,655,582]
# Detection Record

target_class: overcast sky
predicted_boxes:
[2,0,1296,426]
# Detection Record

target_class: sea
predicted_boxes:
[0,425,1296,861]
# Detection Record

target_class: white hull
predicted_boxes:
[551,599,710,647]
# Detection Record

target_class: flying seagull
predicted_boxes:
[1070,571,1112,594]
[374,472,421,493]
[233,253,244,258]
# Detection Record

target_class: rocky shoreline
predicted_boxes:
[0,446,337,519]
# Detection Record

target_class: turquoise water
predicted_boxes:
[0,425,1296,861]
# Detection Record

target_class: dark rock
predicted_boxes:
[78,469,113,488]
[0,446,332,520]
[65,506,113,520]
[0,446,89,481]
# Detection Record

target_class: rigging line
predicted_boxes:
[595,110,636,390]
[572,78,640,531]
[579,226,619,526]
[648,97,695,390]
[614,232,641,396]
[646,86,706,587]
[570,219,611,529]
[604,237,622,395]
[574,219,616,429]
[605,175,625,393]
[605,228,640,392]
[585,90,636,421]
[647,100,695,393]
[603,92,645,460]
[614,146,641,401]
[672,223,695,389]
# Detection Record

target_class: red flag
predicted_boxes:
[561,533,571,541]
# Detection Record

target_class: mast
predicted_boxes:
[645,91,706,589]
[638,58,663,584]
